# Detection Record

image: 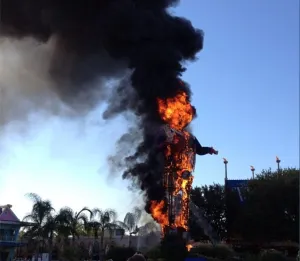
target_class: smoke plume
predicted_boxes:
[0,0,204,214]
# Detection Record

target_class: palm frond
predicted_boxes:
[138,221,159,236]
[76,207,93,220]
[22,214,35,222]
[104,209,117,222]
[77,213,89,227]
[115,221,129,231]
[124,212,136,232]
[92,208,103,219]
[133,207,142,222]
[25,193,42,203]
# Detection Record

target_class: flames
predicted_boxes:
[157,91,194,130]
[186,244,193,251]
[151,90,195,235]
[150,200,168,227]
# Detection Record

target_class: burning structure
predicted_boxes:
[151,90,218,238]
[0,0,218,242]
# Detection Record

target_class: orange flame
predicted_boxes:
[157,91,194,130]
[151,89,195,235]
[150,200,168,227]
[187,244,193,251]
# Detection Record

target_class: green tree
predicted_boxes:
[122,207,142,247]
[22,193,56,259]
[121,207,159,248]
[55,207,92,244]
[86,208,119,252]
[189,184,226,241]
[241,168,299,242]
[189,168,299,243]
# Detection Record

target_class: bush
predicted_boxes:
[243,255,260,261]
[105,246,136,261]
[190,244,235,259]
[60,246,78,261]
[260,249,287,261]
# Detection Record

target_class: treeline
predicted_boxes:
[189,168,299,243]
[20,167,298,258]
[20,194,157,259]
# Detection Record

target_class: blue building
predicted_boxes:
[0,204,30,261]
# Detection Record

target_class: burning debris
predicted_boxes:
[0,0,217,238]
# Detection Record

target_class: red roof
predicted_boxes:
[0,206,20,222]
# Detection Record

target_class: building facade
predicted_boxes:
[0,204,27,261]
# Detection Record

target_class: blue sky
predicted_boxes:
[0,1,299,220]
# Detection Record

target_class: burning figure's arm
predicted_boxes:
[194,137,218,155]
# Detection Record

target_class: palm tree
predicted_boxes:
[42,215,58,261]
[86,208,119,253]
[122,207,142,247]
[137,220,160,251]
[55,207,92,244]
[22,193,55,260]
[122,207,159,249]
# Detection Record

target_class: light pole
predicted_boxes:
[250,166,255,179]
[276,156,281,173]
[223,158,229,242]
[223,158,228,181]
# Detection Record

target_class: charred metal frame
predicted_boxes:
[161,128,194,238]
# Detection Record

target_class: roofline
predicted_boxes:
[0,220,36,226]
[20,221,36,227]
[0,205,21,222]
[0,220,20,225]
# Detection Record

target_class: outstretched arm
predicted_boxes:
[195,137,218,155]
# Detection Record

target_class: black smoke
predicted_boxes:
[0,0,204,214]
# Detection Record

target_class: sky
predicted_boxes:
[0,1,299,221]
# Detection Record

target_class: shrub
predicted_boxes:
[105,246,136,261]
[190,244,235,259]
[260,249,287,261]
[243,255,259,261]
[60,246,78,261]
